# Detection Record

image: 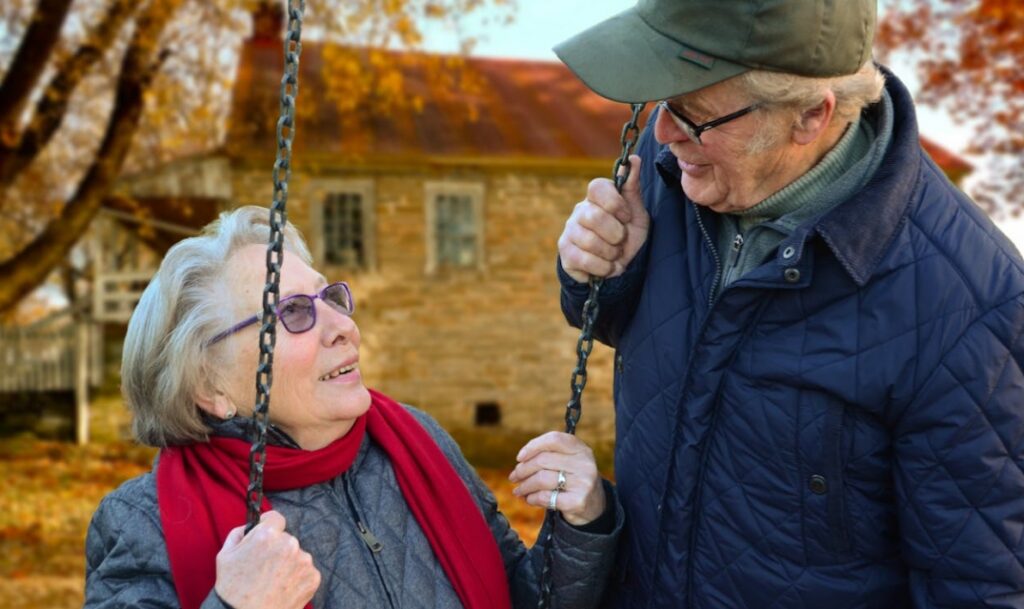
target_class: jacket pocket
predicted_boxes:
[802,399,852,558]
[820,401,851,553]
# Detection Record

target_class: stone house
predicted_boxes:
[87,10,972,444]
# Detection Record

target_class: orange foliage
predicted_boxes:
[0,0,515,312]
[0,435,543,608]
[877,0,1024,216]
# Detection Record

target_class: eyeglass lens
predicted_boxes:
[277,283,354,333]
[660,101,701,143]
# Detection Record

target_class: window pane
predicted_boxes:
[323,192,365,267]
[435,191,477,267]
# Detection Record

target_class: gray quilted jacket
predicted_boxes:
[84,406,622,608]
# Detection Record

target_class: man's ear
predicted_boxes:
[195,389,236,419]
[792,89,837,145]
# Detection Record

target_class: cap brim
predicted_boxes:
[554,8,749,103]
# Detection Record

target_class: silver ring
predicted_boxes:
[548,488,559,511]
[556,470,567,491]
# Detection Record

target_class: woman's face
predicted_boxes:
[211,244,371,449]
[653,80,792,213]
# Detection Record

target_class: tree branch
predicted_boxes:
[0,0,138,187]
[0,0,74,146]
[0,0,183,314]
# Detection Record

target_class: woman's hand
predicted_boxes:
[509,431,606,526]
[214,511,321,609]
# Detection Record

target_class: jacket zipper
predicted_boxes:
[342,476,396,609]
[683,299,773,609]
[721,233,745,289]
[691,202,722,308]
[732,234,744,256]
[356,520,384,553]
[647,202,722,608]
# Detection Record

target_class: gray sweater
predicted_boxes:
[84,406,622,609]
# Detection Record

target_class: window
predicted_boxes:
[435,193,477,266]
[424,182,485,273]
[323,192,365,267]
[312,180,375,271]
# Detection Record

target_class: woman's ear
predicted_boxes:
[793,89,837,145]
[195,389,237,420]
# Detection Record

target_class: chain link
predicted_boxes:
[536,102,645,609]
[246,0,305,533]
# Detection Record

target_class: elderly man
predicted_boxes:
[555,1,1024,608]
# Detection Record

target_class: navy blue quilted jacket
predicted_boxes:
[559,72,1024,608]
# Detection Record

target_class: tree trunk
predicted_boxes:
[0,0,137,187]
[0,0,73,145]
[0,0,183,313]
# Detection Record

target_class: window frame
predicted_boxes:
[424,181,486,274]
[311,179,376,272]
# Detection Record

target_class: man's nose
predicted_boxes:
[653,106,692,145]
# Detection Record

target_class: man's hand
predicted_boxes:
[558,154,648,283]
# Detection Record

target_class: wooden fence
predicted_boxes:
[0,315,77,392]
[0,311,99,443]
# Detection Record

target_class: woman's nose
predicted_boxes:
[318,300,358,346]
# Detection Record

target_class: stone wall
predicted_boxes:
[231,161,617,442]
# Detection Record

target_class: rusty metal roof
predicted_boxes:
[228,43,649,163]
[227,41,971,175]
[919,135,973,174]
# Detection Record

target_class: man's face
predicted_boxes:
[654,79,792,213]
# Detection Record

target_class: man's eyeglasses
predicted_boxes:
[207,281,355,346]
[659,100,762,145]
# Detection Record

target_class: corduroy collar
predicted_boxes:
[812,66,922,286]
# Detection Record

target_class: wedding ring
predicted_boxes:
[556,470,567,491]
[548,488,559,511]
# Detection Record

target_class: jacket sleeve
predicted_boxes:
[408,408,624,609]
[894,294,1024,608]
[84,489,229,609]
[558,243,649,349]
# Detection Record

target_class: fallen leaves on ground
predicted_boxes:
[0,437,545,609]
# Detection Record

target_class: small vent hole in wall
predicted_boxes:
[474,402,501,427]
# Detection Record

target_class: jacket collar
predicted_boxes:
[655,66,923,287]
[813,67,921,286]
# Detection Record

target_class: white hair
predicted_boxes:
[736,60,886,153]
[121,206,312,446]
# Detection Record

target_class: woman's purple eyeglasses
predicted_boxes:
[206,281,355,347]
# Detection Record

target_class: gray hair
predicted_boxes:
[737,60,886,153]
[121,206,312,447]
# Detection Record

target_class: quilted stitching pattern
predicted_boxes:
[564,73,1024,609]
[84,406,623,608]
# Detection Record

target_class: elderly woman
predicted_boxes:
[554,0,1024,608]
[85,206,621,609]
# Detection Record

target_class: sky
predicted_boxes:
[420,0,1024,248]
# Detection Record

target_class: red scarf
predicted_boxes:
[157,389,511,609]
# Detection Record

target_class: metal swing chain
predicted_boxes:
[536,102,646,609]
[246,0,305,533]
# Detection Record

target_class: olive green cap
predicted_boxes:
[554,0,876,103]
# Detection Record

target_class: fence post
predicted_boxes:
[75,320,90,445]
